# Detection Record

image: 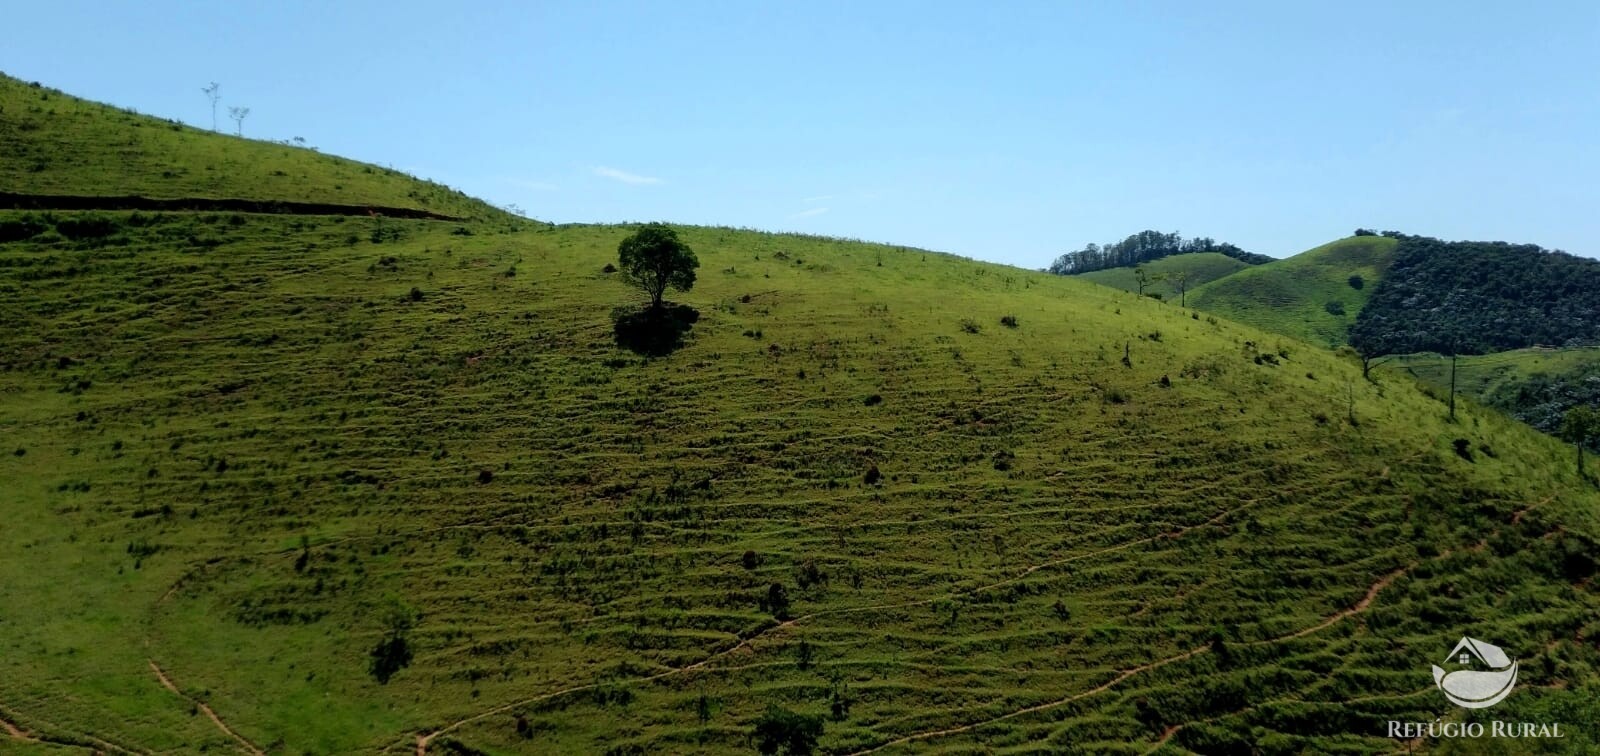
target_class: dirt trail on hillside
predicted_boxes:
[410,504,1250,754]
[148,660,265,755]
[846,562,1414,754]
[0,711,35,742]
[0,702,148,754]
[0,191,464,221]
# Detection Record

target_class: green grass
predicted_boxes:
[1075,252,1252,304]
[0,73,512,221]
[1188,236,1399,348]
[4,81,1600,755]
[3,211,1599,754]
[1386,347,1600,399]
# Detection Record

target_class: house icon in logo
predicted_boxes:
[1433,637,1518,709]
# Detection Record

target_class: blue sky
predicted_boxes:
[4,1,1597,266]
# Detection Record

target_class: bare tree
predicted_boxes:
[1171,269,1194,307]
[228,106,251,137]
[201,82,221,131]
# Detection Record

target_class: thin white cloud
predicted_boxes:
[789,207,829,219]
[505,178,559,191]
[593,166,663,185]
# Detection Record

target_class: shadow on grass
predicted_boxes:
[612,303,699,357]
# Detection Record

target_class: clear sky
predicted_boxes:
[4,1,1597,266]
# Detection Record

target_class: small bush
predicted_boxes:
[1452,438,1474,461]
[863,394,883,406]
[753,706,823,756]
[741,550,760,570]
[602,263,617,273]
[1348,274,1365,290]
[0,215,50,243]
[959,319,981,334]
[863,465,882,485]
[1324,301,1346,316]
[408,287,425,302]
[1000,315,1019,328]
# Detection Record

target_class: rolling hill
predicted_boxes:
[1186,235,1399,348]
[4,80,1600,755]
[1074,252,1251,304]
[0,72,515,222]
[1384,347,1600,443]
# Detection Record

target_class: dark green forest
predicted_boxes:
[1047,229,1272,275]
[1351,234,1600,355]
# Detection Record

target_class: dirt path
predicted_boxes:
[148,660,265,756]
[0,702,148,754]
[0,711,36,742]
[847,560,1416,754]
[410,504,1251,753]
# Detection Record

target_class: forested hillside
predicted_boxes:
[1350,234,1600,356]
[1047,229,1271,275]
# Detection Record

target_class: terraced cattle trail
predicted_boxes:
[149,660,265,756]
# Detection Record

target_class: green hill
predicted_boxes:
[1385,346,1600,441]
[4,80,1600,755]
[0,72,512,221]
[1187,235,1399,348]
[1076,252,1252,304]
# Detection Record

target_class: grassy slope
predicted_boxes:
[0,73,511,221]
[4,82,1600,754]
[3,215,1599,754]
[1188,236,1399,348]
[1074,252,1251,304]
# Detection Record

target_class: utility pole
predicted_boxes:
[1448,353,1458,421]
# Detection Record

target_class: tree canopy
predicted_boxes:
[1047,230,1271,275]
[617,222,698,309]
[1350,234,1600,356]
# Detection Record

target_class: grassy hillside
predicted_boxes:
[4,78,1600,755]
[1386,346,1600,439]
[1188,235,1398,348]
[1075,252,1251,304]
[0,73,510,221]
[4,209,1600,754]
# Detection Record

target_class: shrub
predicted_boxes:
[54,214,120,240]
[0,215,50,243]
[1348,274,1365,289]
[1452,438,1474,461]
[1324,300,1346,316]
[409,287,425,302]
[959,319,981,334]
[761,583,792,620]
[753,706,823,756]
[863,394,883,406]
[741,550,760,570]
[602,263,617,273]
[863,465,882,485]
[999,314,1019,328]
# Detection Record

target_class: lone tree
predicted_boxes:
[1170,269,1195,307]
[617,222,698,310]
[201,82,221,132]
[1561,406,1599,479]
[228,105,250,136]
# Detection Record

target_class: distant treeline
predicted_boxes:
[1047,230,1272,275]
[1352,234,1600,355]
